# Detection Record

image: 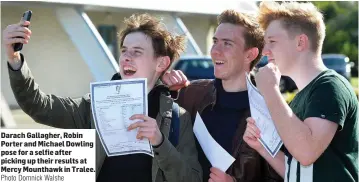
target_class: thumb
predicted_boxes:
[18,17,30,27]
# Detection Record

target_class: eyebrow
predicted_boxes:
[213,37,235,43]
[133,47,144,50]
[121,46,144,50]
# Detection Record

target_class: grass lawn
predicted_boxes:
[351,77,358,89]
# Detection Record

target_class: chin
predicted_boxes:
[214,73,226,80]
[121,74,136,79]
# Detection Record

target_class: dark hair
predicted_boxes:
[119,13,186,66]
[218,10,265,70]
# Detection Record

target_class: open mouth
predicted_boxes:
[215,60,225,65]
[123,66,137,76]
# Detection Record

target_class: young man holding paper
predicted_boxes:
[4,13,201,182]
[162,10,282,182]
[243,2,358,182]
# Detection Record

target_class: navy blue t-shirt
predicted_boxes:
[197,79,250,181]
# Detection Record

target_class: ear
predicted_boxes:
[156,56,171,72]
[245,47,259,64]
[296,34,309,51]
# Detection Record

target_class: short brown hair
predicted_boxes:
[119,13,186,66]
[258,1,326,54]
[217,10,265,70]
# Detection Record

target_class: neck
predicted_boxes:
[287,52,327,90]
[147,75,160,94]
[221,72,248,92]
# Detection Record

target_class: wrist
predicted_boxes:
[262,85,280,98]
[8,52,21,63]
[152,132,164,148]
[258,147,271,158]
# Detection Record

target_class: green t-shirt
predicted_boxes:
[283,69,358,182]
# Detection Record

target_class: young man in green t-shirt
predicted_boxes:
[243,1,358,182]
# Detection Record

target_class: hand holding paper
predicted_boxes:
[90,78,154,157]
[193,112,235,172]
[127,114,163,146]
[245,73,283,158]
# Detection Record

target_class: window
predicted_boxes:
[98,25,119,61]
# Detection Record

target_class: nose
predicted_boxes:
[119,51,132,62]
[211,44,222,57]
[262,44,271,57]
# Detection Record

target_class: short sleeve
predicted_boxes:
[303,78,348,130]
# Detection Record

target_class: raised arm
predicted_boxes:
[4,20,90,129]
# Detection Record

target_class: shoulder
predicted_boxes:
[180,79,214,95]
[310,70,355,99]
[82,93,91,103]
[173,102,190,118]
[188,79,214,88]
[172,102,193,124]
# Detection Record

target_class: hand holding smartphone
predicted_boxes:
[13,10,32,52]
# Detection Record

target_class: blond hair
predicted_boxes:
[217,10,265,70]
[258,1,326,53]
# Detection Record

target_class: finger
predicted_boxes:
[21,27,32,35]
[247,126,260,138]
[13,26,32,35]
[6,32,29,40]
[20,21,31,27]
[136,131,154,140]
[244,134,257,142]
[127,121,148,131]
[161,71,173,85]
[169,75,179,85]
[210,167,220,174]
[208,178,214,182]
[209,172,221,181]
[166,79,174,87]
[129,114,150,121]
[5,38,27,45]
[247,121,260,133]
[177,70,187,81]
[246,121,260,136]
[244,130,260,142]
[210,167,225,176]
[246,117,255,124]
[177,70,190,86]
[138,127,155,133]
[172,70,183,83]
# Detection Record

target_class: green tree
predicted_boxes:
[313,1,358,66]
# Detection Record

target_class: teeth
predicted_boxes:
[124,66,136,71]
[215,60,225,64]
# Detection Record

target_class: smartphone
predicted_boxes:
[13,10,32,52]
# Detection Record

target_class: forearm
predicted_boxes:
[259,149,285,178]
[8,53,22,70]
[7,54,87,129]
[8,54,50,114]
[263,87,314,163]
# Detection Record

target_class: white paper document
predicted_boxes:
[90,78,154,157]
[193,112,235,172]
[246,73,283,158]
